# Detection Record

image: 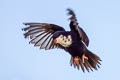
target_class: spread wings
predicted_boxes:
[22,23,65,50]
[67,9,89,46]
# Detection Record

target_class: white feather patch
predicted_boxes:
[56,35,72,47]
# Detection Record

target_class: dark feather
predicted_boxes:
[22,23,65,50]
[67,8,89,46]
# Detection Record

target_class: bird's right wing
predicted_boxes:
[67,9,89,46]
[22,23,65,50]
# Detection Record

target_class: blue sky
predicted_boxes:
[1,0,120,80]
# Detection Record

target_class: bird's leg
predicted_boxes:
[82,54,88,64]
[74,56,79,65]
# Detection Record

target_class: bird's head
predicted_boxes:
[53,31,72,47]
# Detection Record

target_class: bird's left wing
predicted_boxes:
[22,23,65,50]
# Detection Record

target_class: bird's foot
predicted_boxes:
[74,56,80,65]
[82,54,88,64]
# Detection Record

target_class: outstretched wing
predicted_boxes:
[67,9,89,46]
[22,23,65,50]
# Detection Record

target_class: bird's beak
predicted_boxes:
[53,38,57,44]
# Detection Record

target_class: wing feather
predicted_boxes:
[34,32,50,46]
[40,33,52,49]
[23,23,65,50]
[67,9,89,46]
[30,31,46,44]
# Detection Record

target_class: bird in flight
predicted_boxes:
[22,9,101,72]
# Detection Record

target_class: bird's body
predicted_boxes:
[22,9,101,72]
[67,38,86,57]
[53,31,86,57]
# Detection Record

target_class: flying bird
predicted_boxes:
[22,9,101,72]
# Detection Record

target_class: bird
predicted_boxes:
[22,8,101,72]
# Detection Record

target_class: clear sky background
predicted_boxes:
[1,0,120,80]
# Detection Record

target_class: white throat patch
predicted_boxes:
[56,35,72,47]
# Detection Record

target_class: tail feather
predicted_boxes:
[86,50,101,69]
[70,50,101,72]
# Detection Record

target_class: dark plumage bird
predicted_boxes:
[22,9,101,72]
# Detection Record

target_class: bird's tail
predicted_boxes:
[70,50,101,72]
[85,50,101,71]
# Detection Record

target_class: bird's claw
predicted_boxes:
[82,54,88,64]
[74,56,79,65]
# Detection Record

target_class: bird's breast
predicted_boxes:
[67,41,86,57]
